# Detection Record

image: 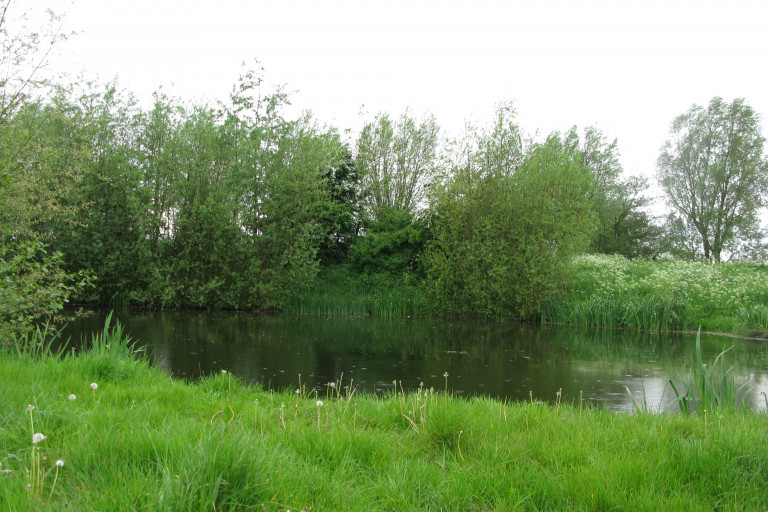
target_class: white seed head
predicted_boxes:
[32,433,46,444]
[316,400,324,407]
[26,404,35,412]
[55,459,65,467]
[329,382,336,388]
[90,383,98,390]
[221,369,227,374]
[68,394,77,401]
[443,372,449,378]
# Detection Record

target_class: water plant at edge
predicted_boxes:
[669,327,752,413]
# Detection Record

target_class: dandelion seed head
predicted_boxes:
[55,459,65,467]
[90,383,98,390]
[295,389,300,394]
[68,394,76,401]
[32,433,46,444]
[443,372,449,378]
[329,382,336,388]
[26,404,35,412]
[316,400,324,407]
[221,369,227,374]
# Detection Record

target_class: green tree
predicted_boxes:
[355,110,439,219]
[558,126,662,258]
[0,1,91,338]
[657,97,768,263]
[347,208,428,278]
[317,147,362,265]
[425,131,595,318]
[591,175,663,259]
[43,82,147,306]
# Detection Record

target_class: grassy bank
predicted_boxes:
[2,322,768,510]
[544,255,768,334]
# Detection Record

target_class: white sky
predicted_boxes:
[35,0,768,209]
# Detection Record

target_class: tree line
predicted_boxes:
[1,0,767,336]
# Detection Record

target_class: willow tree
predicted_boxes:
[424,129,595,319]
[657,97,768,263]
[355,110,439,218]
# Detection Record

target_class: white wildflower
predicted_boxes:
[32,433,46,444]
[68,394,77,401]
[90,383,98,390]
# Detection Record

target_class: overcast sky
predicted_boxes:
[37,0,768,208]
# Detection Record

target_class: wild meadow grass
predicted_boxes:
[543,254,768,334]
[2,321,768,511]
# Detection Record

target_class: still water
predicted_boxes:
[64,311,768,412]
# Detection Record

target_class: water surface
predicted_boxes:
[64,311,768,412]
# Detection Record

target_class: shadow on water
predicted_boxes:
[63,311,768,412]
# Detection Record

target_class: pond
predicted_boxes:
[63,311,768,413]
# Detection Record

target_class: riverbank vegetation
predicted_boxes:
[543,254,768,334]
[2,0,768,337]
[2,322,767,511]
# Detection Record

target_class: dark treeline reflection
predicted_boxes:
[64,312,768,412]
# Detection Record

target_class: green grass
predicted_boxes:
[2,322,768,511]
[543,254,768,334]
[286,266,419,318]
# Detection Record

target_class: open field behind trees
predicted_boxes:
[2,322,768,511]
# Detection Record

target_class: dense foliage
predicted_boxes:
[2,1,768,335]
[658,97,768,263]
[425,130,596,317]
[544,254,768,333]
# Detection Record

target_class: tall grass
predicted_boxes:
[669,328,752,414]
[10,322,68,358]
[286,267,418,318]
[543,254,768,333]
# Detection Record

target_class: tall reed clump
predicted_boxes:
[669,328,751,414]
[285,272,418,318]
[10,322,68,358]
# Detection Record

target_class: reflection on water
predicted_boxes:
[63,311,768,412]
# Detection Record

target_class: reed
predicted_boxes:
[286,286,417,318]
[10,322,68,358]
[669,328,752,414]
